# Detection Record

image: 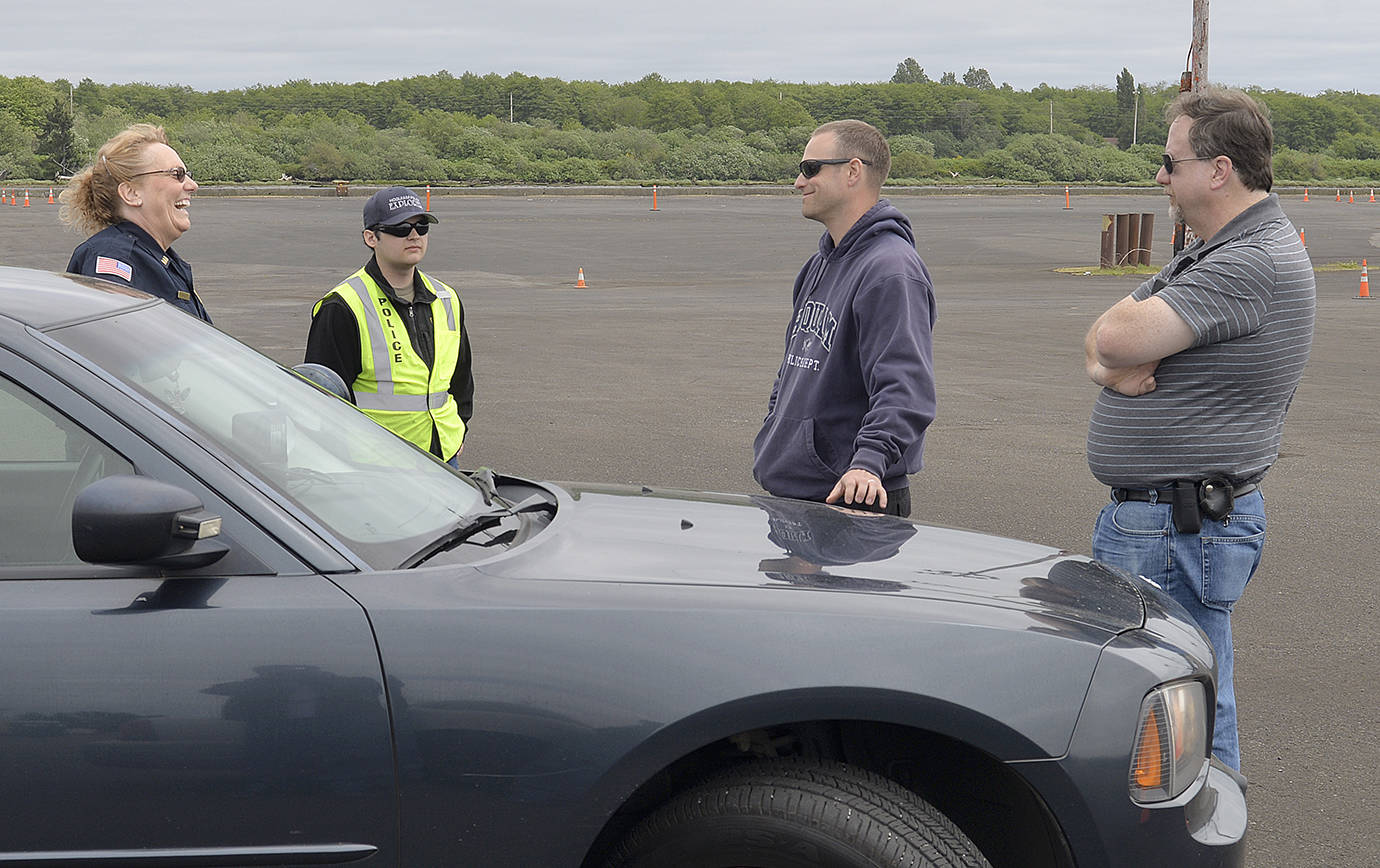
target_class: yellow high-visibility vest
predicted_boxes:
[318,268,465,459]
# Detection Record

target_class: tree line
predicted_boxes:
[2,65,1378,186]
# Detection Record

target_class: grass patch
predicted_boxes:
[1060,261,1364,276]
[1055,265,1159,276]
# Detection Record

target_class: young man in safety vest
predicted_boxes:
[306,186,473,466]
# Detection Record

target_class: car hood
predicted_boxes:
[478,482,1146,636]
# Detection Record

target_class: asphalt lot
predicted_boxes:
[3,186,1377,865]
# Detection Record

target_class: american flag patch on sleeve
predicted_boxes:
[95,256,133,281]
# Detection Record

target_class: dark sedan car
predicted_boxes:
[0,267,1245,867]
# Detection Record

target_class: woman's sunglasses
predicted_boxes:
[372,222,431,237]
[132,167,192,182]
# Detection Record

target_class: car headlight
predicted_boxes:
[1128,679,1209,803]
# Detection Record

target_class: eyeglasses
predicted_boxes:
[799,157,872,179]
[132,167,192,182]
[1161,154,1215,175]
[372,222,431,237]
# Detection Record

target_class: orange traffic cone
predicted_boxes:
[575,268,587,288]
[1337,189,1342,202]
[1299,228,1305,247]
[650,185,659,211]
[1349,190,1355,204]
[47,189,54,204]
[1358,260,1373,299]
[1371,189,1376,203]
[1303,188,1310,202]
[22,190,30,207]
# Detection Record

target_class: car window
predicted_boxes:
[0,375,133,565]
[44,306,485,569]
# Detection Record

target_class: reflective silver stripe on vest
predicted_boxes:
[340,276,397,397]
[431,281,456,331]
[355,391,449,412]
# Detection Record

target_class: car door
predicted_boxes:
[0,350,398,866]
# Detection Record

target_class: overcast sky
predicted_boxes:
[6,1,1377,96]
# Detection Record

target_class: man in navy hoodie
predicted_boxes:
[753,120,936,517]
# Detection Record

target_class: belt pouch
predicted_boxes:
[1172,481,1202,534]
[1198,477,1235,521]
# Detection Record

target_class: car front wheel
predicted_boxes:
[604,758,992,868]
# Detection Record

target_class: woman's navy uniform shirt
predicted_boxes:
[67,221,211,323]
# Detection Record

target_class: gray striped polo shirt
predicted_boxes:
[1087,193,1315,488]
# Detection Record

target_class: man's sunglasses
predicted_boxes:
[372,222,431,237]
[1161,153,1215,174]
[799,157,872,179]
[132,167,192,182]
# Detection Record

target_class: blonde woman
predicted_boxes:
[61,124,210,322]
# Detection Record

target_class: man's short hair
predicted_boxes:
[813,120,891,187]
[1167,88,1274,192]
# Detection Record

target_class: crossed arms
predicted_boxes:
[1085,293,1196,396]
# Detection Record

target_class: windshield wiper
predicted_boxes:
[468,467,498,505]
[400,495,556,569]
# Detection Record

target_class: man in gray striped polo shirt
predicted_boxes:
[1083,89,1315,776]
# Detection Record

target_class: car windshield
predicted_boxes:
[46,304,486,569]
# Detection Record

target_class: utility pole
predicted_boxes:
[1175,0,1209,254]
[1049,100,1053,135]
[1191,0,1209,91]
[1132,89,1139,145]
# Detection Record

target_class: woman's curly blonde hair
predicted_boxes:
[59,123,168,235]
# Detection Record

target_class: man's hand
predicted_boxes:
[1090,359,1159,396]
[826,468,886,509]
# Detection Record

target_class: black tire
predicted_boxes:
[604,758,992,868]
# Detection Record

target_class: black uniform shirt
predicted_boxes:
[67,221,211,322]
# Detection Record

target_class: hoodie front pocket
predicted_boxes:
[801,418,844,476]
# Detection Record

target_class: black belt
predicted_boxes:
[1111,480,1258,533]
[1112,482,1257,503]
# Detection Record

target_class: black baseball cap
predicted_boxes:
[363,186,439,228]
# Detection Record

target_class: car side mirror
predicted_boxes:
[232,409,289,470]
[72,475,229,570]
[292,363,354,404]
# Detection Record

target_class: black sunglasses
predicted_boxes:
[132,167,191,182]
[1161,153,1215,175]
[373,222,431,237]
[799,157,872,179]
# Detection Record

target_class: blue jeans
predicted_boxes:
[1092,489,1265,771]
